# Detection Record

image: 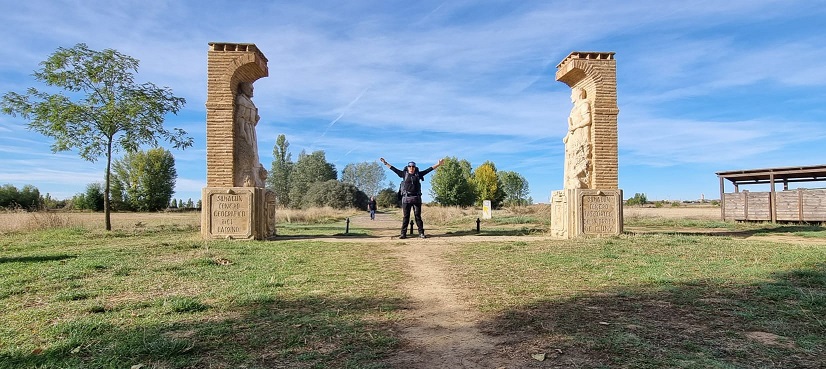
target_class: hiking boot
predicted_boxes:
[399,234,407,239]
[419,233,426,239]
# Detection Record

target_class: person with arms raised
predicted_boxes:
[380,157,444,238]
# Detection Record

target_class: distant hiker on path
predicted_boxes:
[380,157,444,238]
[368,196,377,220]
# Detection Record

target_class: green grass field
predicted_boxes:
[1,210,824,368]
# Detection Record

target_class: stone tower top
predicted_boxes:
[208,42,269,63]
[556,51,615,68]
[555,50,618,190]
[205,42,269,188]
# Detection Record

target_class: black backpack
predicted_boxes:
[398,170,420,199]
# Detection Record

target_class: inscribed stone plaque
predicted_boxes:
[208,192,252,238]
[580,192,620,235]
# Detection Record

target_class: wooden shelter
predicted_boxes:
[716,164,826,223]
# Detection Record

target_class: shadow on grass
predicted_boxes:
[274,223,383,240]
[0,295,406,369]
[625,229,761,238]
[626,223,825,239]
[0,254,76,264]
[441,228,547,237]
[748,224,825,235]
[481,263,826,368]
[273,233,379,240]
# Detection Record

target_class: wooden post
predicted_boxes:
[744,190,749,221]
[770,174,776,223]
[719,176,726,221]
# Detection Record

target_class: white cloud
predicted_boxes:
[1,0,824,203]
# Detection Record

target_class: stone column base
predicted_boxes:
[551,188,623,239]
[201,187,276,240]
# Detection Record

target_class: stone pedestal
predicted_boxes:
[202,187,276,240]
[551,189,623,238]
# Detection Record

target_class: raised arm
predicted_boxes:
[380,157,404,177]
[420,158,445,176]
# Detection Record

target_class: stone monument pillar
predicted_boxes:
[201,42,276,240]
[550,51,623,238]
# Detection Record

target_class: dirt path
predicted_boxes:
[352,212,512,368]
[322,209,821,368]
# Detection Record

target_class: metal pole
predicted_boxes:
[346,217,350,234]
[476,218,480,233]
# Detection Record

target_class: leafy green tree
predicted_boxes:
[341,161,386,197]
[499,170,530,206]
[111,148,177,211]
[109,171,129,211]
[0,185,11,208]
[288,150,337,208]
[0,184,41,210]
[1,43,192,230]
[430,157,475,206]
[301,180,369,210]
[20,185,41,210]
[471,161,505,208]
[376,186,398,208]
[626,193,648,206]
[73,183,105,211]
[0,184,17,209]
[267,134,293,207]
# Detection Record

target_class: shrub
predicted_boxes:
[301,180,369,210]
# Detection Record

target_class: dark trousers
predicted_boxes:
[401,200,424,235]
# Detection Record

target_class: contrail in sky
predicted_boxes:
[418,3,444,24]
[315,86,370,142]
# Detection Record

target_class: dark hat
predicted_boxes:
[407,161,416,167]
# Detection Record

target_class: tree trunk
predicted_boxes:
[104,139,112,231]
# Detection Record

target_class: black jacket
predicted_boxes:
[390,166,435,196]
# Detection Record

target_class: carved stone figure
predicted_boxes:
[235,82,267,187]
[563,87,592,189]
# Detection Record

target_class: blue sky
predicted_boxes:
[2,0,825,204]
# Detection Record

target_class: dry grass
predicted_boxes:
[0,206,368,234]
[420,205,477,226]
[624,204,719,219]
[420,204,554,226]
[276,206,362,223]
[0,211,80,234]
[0,211,201,234]
[0,204,720,234]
